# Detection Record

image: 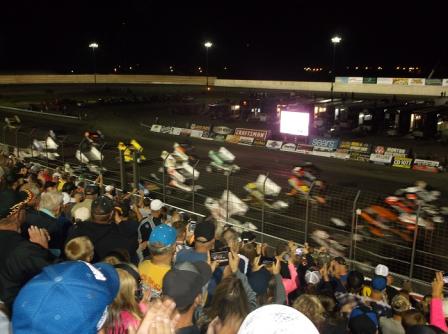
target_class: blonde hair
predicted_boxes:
[64,236,94,262]
[293,294,325,327]
[105,264,143,331]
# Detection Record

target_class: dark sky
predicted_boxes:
[1,1,446,79]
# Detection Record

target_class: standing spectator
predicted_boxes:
[64,236,94,262]
[67,195,139,264]
[380,294,411,334]
[293,294,326,331]
[163,261,212,334]
[138,224,176,299]
[367,276,392,318]
[176,221,216,264]
[12,261,119,334]
[0,189,54,311]
[70,184,99,220]
[21,191,65,254]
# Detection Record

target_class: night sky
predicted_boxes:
[1,1,446,79]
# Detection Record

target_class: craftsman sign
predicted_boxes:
[234,128,270,140]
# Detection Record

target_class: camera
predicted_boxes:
[210,250,229,266]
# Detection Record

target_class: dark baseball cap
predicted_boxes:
[194,221,216,242]
[91,195,114,216]
[163,261,212,309]
[85,184,100,196]
[241,231,256,242]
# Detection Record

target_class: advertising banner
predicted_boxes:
[170,127,182,136]
[425,79,442,86]
[348,77,363,84]
[190,124,211,137]
[225,135,241,144]
[266,140,283,149]
[369,153,393,165]
[296,144,313,154]
[377,77,393,85]
[238,136,254,146]
[212,134,226,142]
[363,77,377,84]
[212,126,234,135]
[393,78,409,85]
[340,141,371,154]
[280,143,297,152]
[190,130,204,138]
[335,77,349,84]
[253,139,267,147]
[180,128,192,136]
[160,126,171,134]
[150,124,162,132]
[311,151,334,158]
[408,78,425,86]
[392,157,413,169]
[310,137,340,151]
[385,147,407,157]
[349,152,370,162]
[234,128,270,140]
[334,152,350,160]
[412,159,440,172]
[443,79,448,87]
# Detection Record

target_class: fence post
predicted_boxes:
[409,204,421,279]
[118,148,126,192]
[162,154,169,203]
[261,172,269,243]
[304,181,314,243]
[349,190,362,266]
[192,160,199,212]
[132,150,139,190]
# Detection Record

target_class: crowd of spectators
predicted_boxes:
[0,153,447,334]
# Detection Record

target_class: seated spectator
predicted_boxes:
[163,261,212,334]
[67,195,139,264]
[176,221,216,264]
[105,263,148,333]
[138,224,176,299]
[21,191,65,253]
[0,189,54,310]
[64,236,94,262]
[380,294,411,334]
[238,304,319,334]
[12,261,119,334]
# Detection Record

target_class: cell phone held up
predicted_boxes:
[210,250,229,266]
[258,256,276,266]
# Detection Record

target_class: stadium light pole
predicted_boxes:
[204,41,213,89]
[330,36,341,101]
[89,42,99,84]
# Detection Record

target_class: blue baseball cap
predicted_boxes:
[149,224,177,247]
[12,261,119,334]
[371,275,387,291]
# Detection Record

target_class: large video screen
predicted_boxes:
[280,111,310,136]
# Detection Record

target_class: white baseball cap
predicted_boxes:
[150,199,164,211]
[375,264,389,277]
[105,185,114,193]
[73,207,91,222]
[238,304,319,334]
[305,270,322,285]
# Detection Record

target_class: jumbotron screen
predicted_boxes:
[280,111,310,136]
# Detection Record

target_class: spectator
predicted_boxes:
[67,195,139,264]
[64,236,94,262]
[0,189,54,310]
[376,264,399,304]
[367,275,392,318]
[402,309,426,330]
[137,199,166,258]
[21,191,65,253]
[104,185,116,199]
[70,184,99,220]
[163,261,212,334]
[238,304,319,334]
[138,224,176,299]
[330,256,348,293]
[293,294,325,331]
[176,221,216,264]
[172,220,190,256]
[430,271,448,332]
[103,249,131,265]
[0,302,11,334]
[349,304,379,334]
[105,263,147,333]
[12,261,119,334]
[380,294,411,334]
